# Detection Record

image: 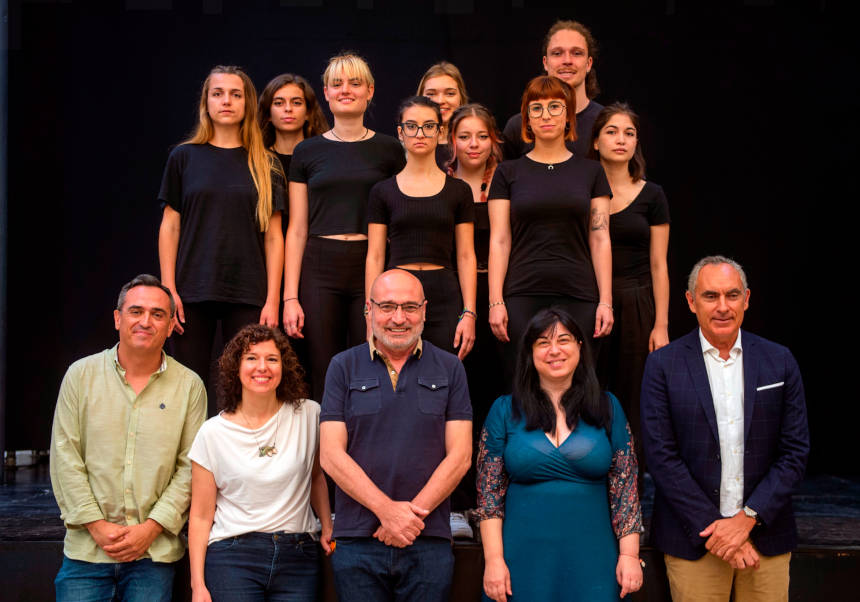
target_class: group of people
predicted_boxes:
[47,17,809,602]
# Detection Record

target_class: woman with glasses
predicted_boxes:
[366,96,477,359]
[284,53,405,398]
[488,76,612,384]
[417,62,469,169]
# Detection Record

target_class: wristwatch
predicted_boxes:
[743,505,761,525]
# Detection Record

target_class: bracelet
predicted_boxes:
[459,309,476,321]
[284,297,298,302]
[489,300,506,309]
[598,302,614,312]
[619,553,645,568]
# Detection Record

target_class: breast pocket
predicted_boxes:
[347,378,382,417]
[417,376,449,416]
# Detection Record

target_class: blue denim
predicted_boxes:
[204,531,320,601]
[330,536,454,602]
[54,556,174,602]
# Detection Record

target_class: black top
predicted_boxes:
[488,155,611,300]
[610,181,670,286]
[289,134,406,236]
[274,152,292,239]
[474,201,490,271]
[158,143,285,306]
[367,176,474,269]
[502,100,604,161]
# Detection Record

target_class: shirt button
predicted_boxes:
[125,489,131,494]
[129,432,135,437]
[390,370,396,375]
[126,515,132,521]
[361,386,366,391]
[126,460,131,465]
[431,384,437,389]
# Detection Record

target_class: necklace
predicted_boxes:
[329,127,369,142]
[238,404,281,457]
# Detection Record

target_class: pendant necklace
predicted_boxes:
[238,405,281,457]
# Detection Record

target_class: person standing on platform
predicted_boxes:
[641,256,809,602]
[502,19,603,160]
[50,274,207,601]
[320,269,472,602]
[589,102,670,485]
[284,53,405,400]
[158,66,285,414]
[366,95,477,360]
[417,61,468,169]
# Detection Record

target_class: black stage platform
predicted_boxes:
[2,464,858,601]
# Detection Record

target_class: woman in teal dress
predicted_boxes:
[475,307,644,601]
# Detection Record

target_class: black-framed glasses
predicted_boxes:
[369,299,426,314]
[399,121,440,137]
[527,101,566,118]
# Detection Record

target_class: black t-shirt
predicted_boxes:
[367,175,474,269]
[289,134,406,236]
[488,155,611,300]
[274,152,292,239]
[158,143,285,306]
[610,181,670,285]
[501,100,604,160]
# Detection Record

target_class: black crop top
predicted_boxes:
[289,134,405,236]
[367,175,475,269]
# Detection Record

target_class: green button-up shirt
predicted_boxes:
[49,345,206,563]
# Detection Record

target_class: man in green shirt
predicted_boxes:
[50,274,207,601]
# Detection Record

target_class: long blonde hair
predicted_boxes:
[185,65,275,232]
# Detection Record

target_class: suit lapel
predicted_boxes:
[742,330,758,443]
[683,330,720,443]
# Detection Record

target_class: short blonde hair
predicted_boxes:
[322,52,375,88]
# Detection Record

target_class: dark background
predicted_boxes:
[3,0,848,473]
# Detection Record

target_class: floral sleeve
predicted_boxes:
[608,394,644,538]
[473,396,511,522]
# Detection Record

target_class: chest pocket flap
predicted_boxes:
[348,378,381,416]
[417,376,449,415]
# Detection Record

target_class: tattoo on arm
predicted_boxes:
[590,208,608,231]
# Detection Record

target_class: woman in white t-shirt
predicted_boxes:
[188,324,332,601]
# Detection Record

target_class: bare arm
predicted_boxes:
[589,195,613,337]
[365,223,388,302]
[481,518,512,602]
[487,199,511,342]
[283,181,309,338]
[310,448,333,554]
[616,532,643,598]
[453,223,477,359]
[648,223,670,351]
[411,420,472,512]
[158,205,184,333]
[260,212,284,327]
[188,462,216,602]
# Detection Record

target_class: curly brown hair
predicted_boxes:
[217,324,307,412]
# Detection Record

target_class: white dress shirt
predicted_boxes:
[699,329,745,517]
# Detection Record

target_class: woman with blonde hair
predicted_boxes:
[159,65,285,409]
[417,61,468,168]
[284,53,405,398]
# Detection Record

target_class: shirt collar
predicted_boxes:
[110,343,168,376]
[368,336,423,361]
[698,329,742,361]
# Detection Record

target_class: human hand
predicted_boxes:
[489,304,509,343]
[320,523,333,555]
[648,325,669,351]
[282,299,304,338]
[259,300,280,328]
[191,586,213,602]
[728,540,760,570]
[700,511,756,561]
[101,520,162,562]
[616,554,643,598]
[85,520,129,553]
[483,556,512,602]
[376,501,428,547]
[454,315,476,360]
[594,304,614,338]
[170,290,185,335]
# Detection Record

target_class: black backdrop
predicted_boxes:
[4,0,848,474]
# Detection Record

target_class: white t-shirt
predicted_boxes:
[189,400,320,544]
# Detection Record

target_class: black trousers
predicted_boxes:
[404,267,461,356]
[170,301,261,416]
[299,237,367,400]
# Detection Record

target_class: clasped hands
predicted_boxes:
[372,500,430,548]
[699,511,760,570]
[86,518,162,562]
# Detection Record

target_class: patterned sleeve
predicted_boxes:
[473,396,511,522]
[607,393,644,538]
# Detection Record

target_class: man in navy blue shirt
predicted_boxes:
[321,269,472,602]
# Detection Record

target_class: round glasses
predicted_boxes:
[527,101,566,119]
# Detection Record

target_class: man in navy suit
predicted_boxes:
[641,256,809,602]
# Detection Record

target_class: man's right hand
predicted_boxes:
[85,520,129,555]
[728,539,760,570]
[375,501,428,547]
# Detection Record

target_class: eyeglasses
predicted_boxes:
[369,299,426,314]
[527,101,566,118]
[399,122,440,137]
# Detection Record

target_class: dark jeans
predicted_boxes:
[330,536,454,602]
[55,556,174,602]
[204,532,320,601]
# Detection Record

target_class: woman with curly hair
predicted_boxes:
[188,324,331,601]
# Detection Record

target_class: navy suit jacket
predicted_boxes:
[640,329,809,560]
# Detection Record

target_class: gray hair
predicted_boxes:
[687,255,748,295]
[116,274,176,317]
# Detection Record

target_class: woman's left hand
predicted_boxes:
[259,300,280,328]
[648,325,669,351]
[320,523,334,556]
[616,554,643,598]
[594,304,614,338]
[453,315,476,360]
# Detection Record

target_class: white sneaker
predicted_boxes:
[450,512,473,539]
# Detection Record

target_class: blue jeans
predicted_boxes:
[204,532,320,601]
[330,536,454,602]
[55,556,174,602]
